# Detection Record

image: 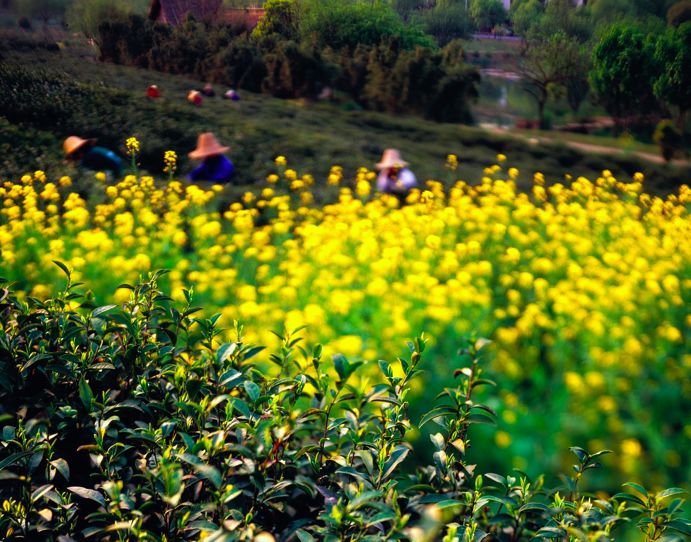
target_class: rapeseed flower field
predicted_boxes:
[0,156,688,491]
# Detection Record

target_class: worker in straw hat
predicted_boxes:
[375,148,417,196]
[64,136,124,177]
[188,132,235,183]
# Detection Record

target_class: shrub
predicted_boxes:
[251,0,300,41]
[654,119,683,161]
[0,269,688,540]
[299,0,434,51]
[414,3,473,46]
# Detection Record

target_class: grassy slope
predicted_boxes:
[1,36,689,196]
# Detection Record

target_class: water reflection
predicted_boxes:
[474,70,536,128]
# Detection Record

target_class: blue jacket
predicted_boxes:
[81,146,124,176]
[190,155,235,183]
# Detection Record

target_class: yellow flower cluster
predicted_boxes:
[163,150,177,174]
[125,136,140,156]
[1,160,689,486]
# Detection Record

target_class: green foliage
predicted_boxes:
[358,39,479,122]
[14,0,68,24]
[413,3,473,46]
[590,24,659,131]
[518,31,589,128]
[509,0,544,38]
[299,0,433,50]
[0,272,688,540]
[251,0,299,41]
[2,41,689,194]
[94,13,474,118]
[66,0,132,40]
[261,40,334,98]
[653,22,691,128]
[653,119,683,161]
[469,0,506,32]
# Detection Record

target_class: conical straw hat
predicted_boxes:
[64,135,96,156]
[376,148,408,170]
[188,132,230,160]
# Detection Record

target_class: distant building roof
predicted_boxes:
[149,0,264,29]
[148,0,223,26]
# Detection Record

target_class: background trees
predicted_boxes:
[590,24,659,132]
[653,22,691,129]
[468,0,506,32]
[518,31,588,128]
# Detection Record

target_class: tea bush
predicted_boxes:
[0,160,689,493]
[0,270,688,541]
[96,14,479,121]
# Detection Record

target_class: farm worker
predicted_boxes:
[63,136,124,177]
[188,132,235,183]
[202,83,215,97]
[146,84,160,98]
[187,90,203,105]
[375,148,416,196]
[224,89,240,101]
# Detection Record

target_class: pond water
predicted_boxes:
[473,70,602,129]
[473,70,537,128]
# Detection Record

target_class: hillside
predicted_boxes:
[1,32,689,196]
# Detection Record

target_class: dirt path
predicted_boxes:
[484,126,690,167]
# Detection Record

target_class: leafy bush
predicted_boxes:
[96,14,477,119]
[251,0,300,42]
[0,269,688,540]
[299,0,434,51]
[469,0,506,32]
[413,3,473,46]
[653,119,683,161]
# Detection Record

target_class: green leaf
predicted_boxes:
[378,360,393,379]
[334,354,347,380]
[50,458,70,481]
[430,433,445,451]
[436,499,464,510]
[349,490,383,510]
[589,449,614,459]
[78,378,94,410]
[471,378,497,389]
[2,426,15,441]
[244,381,260,403]
[419,405,456,428]
[666,519,691,536]
[219,369,244,388]
[622,482,648,498]
[474,337,491,351]
[0,451,31,471]
[217,342,238,364]
[67,486,106,506]
[193,463,222,489]
[381,446,409,481]
[31,484,54,503]
[569,447,588,463]
[91,305,117,318]
[657,488,686,500]
[336,466,371,484]
[484,473,507,487]
[612,492,646,506]
[53,260,71,279]
[229,397,251,418]
[519,502,550,513]
[296,529,317,542]
[243,346,265,361]
[365,510,397,526]
[536,526,566,539]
